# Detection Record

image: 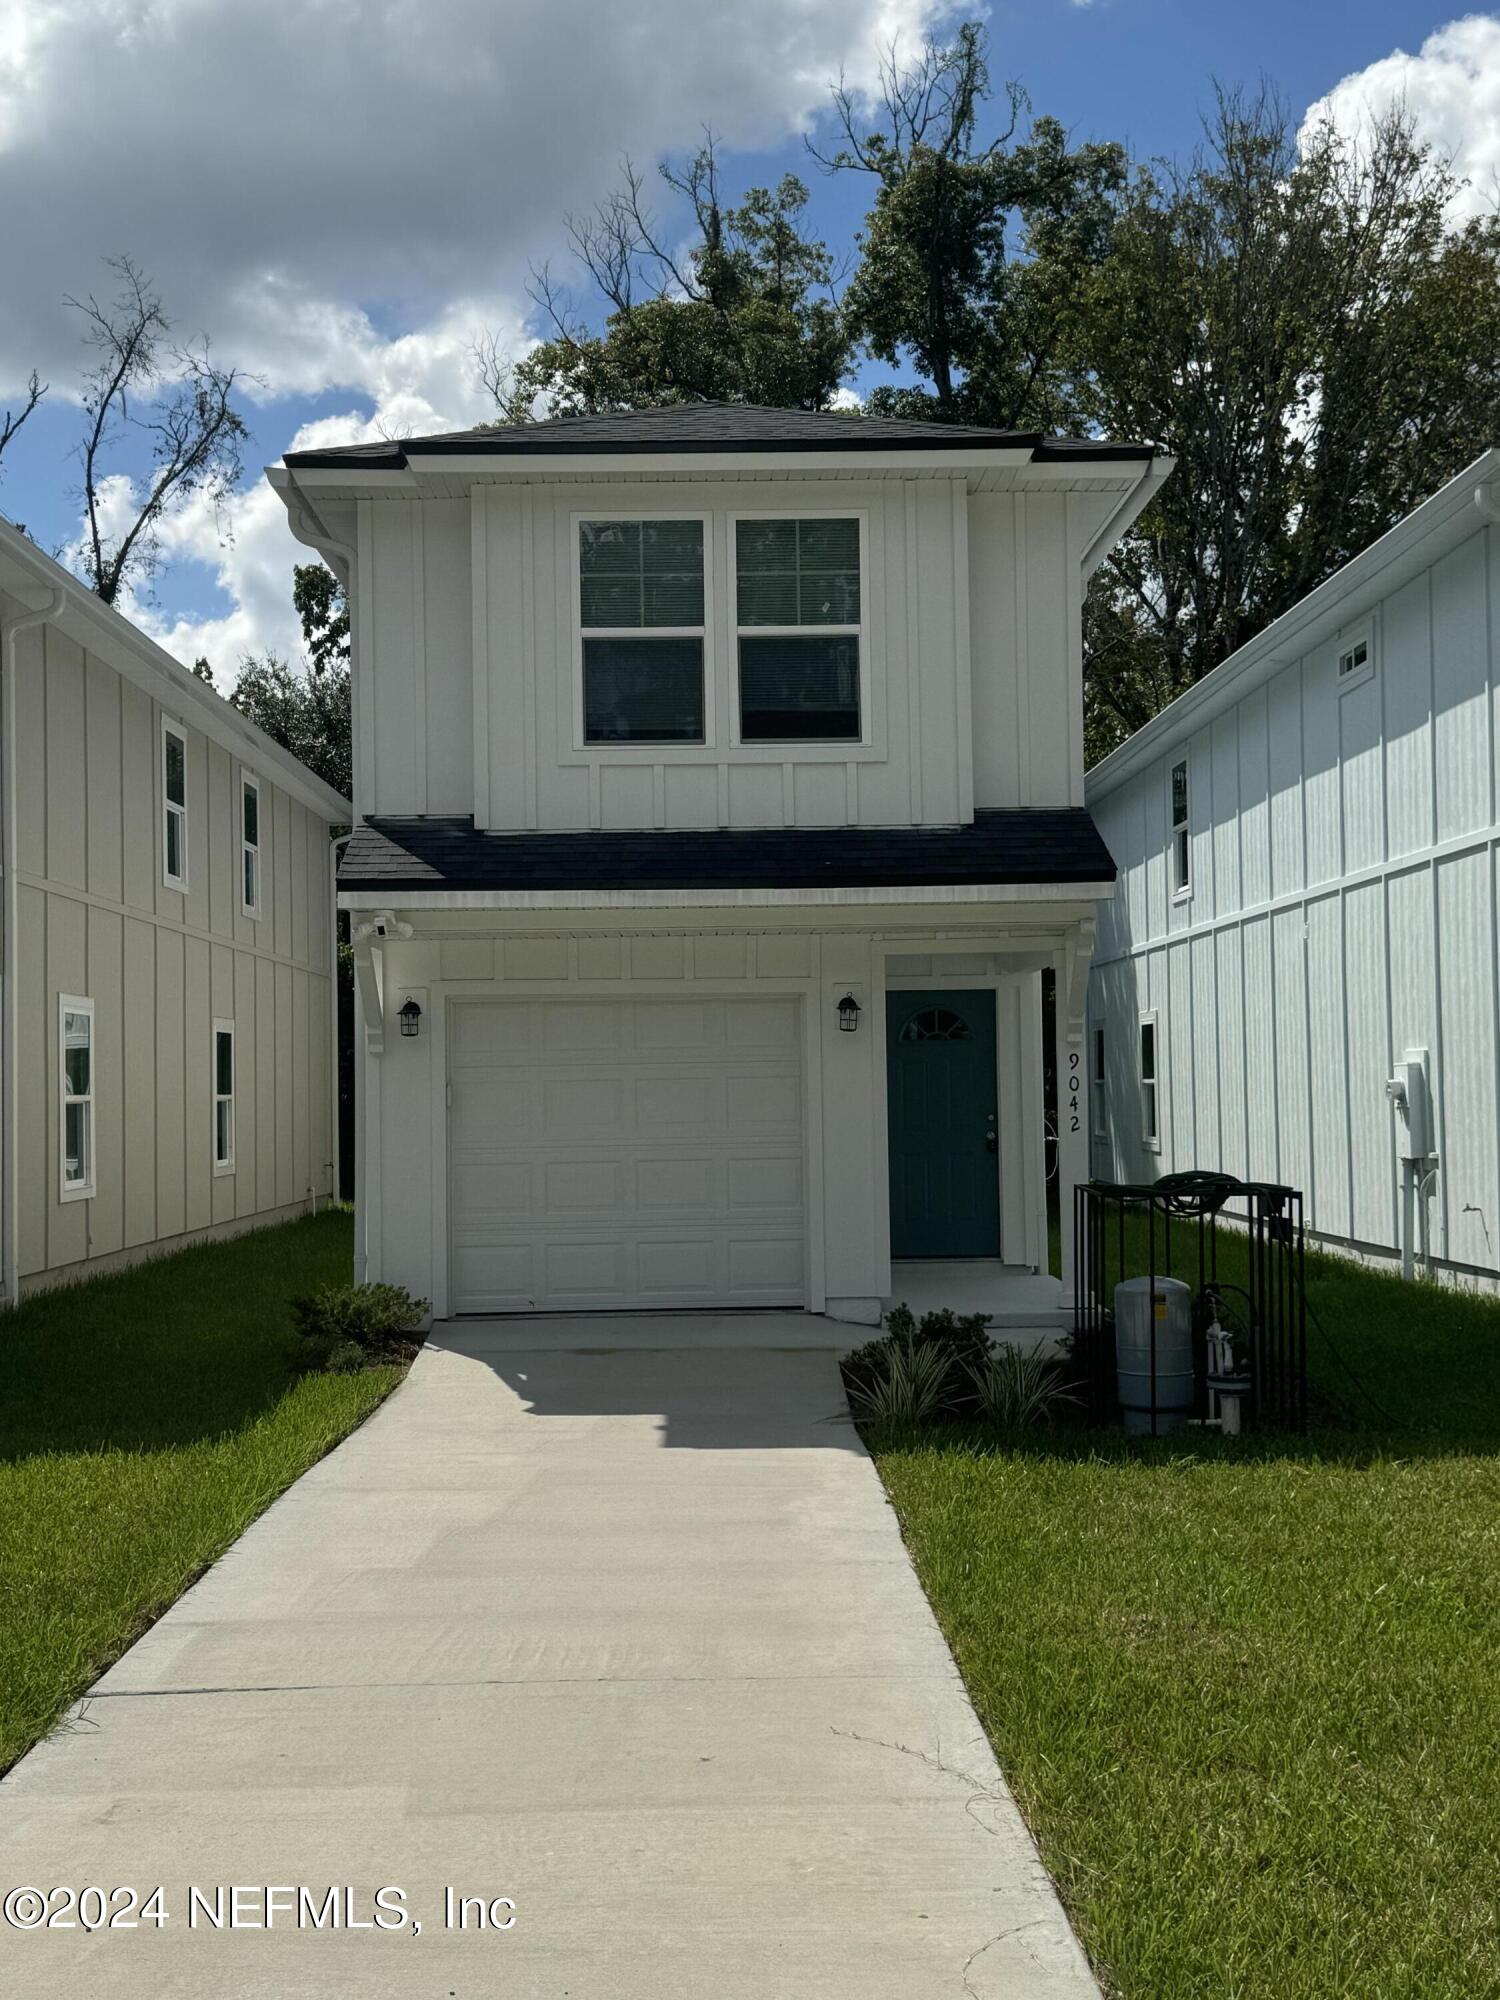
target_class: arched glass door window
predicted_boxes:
[898,1007,971,1044]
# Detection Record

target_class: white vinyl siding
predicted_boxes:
[162,718,188,889]
[59,995,95,1200]
[240,774,261,918]
[213,1019,235,1173]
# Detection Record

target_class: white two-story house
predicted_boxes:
[270,403,1169,1324]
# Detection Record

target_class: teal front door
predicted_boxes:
[887,990,1001,1258]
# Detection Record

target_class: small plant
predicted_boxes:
[966,1343,1080,1428]
[845,1339,952,1426]
[291,1282,429,1371]
[843,1304,993,1423]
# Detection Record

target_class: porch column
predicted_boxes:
[1055,919,1095,1309]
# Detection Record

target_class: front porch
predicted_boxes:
[884,1258,1074,1350]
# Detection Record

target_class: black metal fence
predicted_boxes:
[1073,1173,1308,1433]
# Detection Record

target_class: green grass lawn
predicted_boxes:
[0,1209,397,1774]
[873,1231,1500,1998]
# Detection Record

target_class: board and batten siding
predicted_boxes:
[8,611,339,1286]
[1089,516,1500,1278]
[353,481,1091,832]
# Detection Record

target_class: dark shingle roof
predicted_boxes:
[285,401,1154,471]
[338,812,1117,894]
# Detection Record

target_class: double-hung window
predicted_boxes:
[60,996,95,1199]
[579,518,705,744]
[241,775,261,918]
[213,1021,235,1173]
[735,517,861,741]
[1169,757,1190,898]
[162,719,188,889]
[1139,1013,1160,1151]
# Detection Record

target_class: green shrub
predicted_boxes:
[842,1303,992,1421]
[845,1340,952,1425]
[291,1282,429,1371]
[965,1343,1079,1427]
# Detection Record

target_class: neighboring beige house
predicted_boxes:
[0,516,351,1299]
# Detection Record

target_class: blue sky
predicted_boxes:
[1,1,1495,674]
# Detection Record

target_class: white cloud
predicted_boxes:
[1302,14,1500,219]
[0,0,955,403]
[8,0,958,671]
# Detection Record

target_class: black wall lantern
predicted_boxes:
[398,997,422,1039]
[837,992,862,1034]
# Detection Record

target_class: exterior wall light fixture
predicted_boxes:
[837,993,861,1034]
[399,997,422,1039]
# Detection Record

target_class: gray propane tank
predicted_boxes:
[1114,1274,1194,1434]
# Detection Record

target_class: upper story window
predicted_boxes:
[162,719,188,890]
[1169,757,1190,898]
[735,517,861,742]
[60,996,95,1200]
[1336,623,1376,694]
[578,518,705,744]
[241,774,262,918]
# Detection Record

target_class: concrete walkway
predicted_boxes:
[0,1317,1098,1998]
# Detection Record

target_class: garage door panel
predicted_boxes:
[449,996,806,1312]
[725,1071,801,1132]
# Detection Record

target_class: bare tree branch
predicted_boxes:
[0,370,46,471]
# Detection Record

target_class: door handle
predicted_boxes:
[986,1115,997,1155]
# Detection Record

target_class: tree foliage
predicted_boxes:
[508,143,852,415]
[292,561,351,674]
[231,655,351,799]
[1077,91,1500,757]
[67,257,250,606]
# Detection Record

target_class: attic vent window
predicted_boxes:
[1337,631,1375,691]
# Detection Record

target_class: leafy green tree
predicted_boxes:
[503,143,853,415]
[292,561,350,673]
[1076,91,1500,757]
[231,654,351,799]
[816,25,1127,432]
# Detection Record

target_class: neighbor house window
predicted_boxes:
[213,1021,235,1173]
[1139,1012,1159,1151]
[1336,624,1375,693]
[735,516,861,742]
[241,774,261,918]
[162,718,188,889]
[1092,1025,1107,1140]
[1169,757,1190,897]
[578,518,705,744]
[60,996,95,1200]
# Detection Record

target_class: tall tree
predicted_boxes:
[68,256,249,606]
[292,561,350,673]
[231,655,351,799]
[1076,92,1500,757]
[816,24,1127,432]
[503,142,853,415]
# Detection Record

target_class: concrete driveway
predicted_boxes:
[0,1316,1098,1998]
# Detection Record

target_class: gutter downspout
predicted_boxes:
[2,586,66,1308]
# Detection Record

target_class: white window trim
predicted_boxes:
[161,715,189,892]
[1138,1009,1161,1153]
[1336,619,1376,695]
[570,510,715,754]
[240,771,262,919]
[1168,755,1191,902]
[728,507,871,750]
[59,993,96,1201]
[1091,1023,1107,1140]
[213,1018,236,1175]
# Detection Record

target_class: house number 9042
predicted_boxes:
[1068,1049,1081,1133]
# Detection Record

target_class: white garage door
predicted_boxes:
[448,996,807,1313]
